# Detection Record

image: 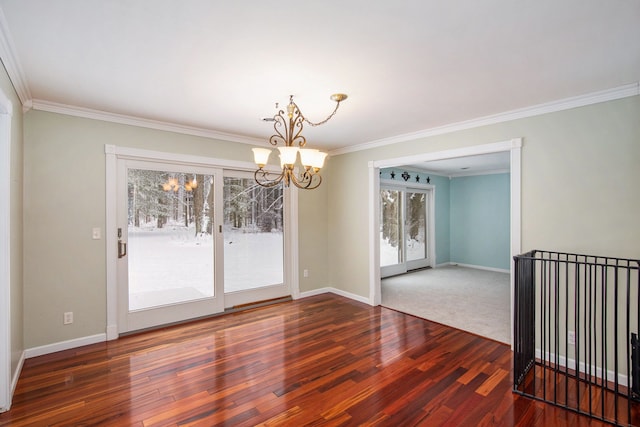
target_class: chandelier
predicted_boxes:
[162,175,198,192]
[252,93,347,190]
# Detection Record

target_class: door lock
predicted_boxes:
[117,227,127,258]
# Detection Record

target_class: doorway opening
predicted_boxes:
[369,139,522,346]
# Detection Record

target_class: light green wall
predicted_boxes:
[327,96,640,298]
[22,110,329,348]
[0,63,24,379]
[297,170,329,293]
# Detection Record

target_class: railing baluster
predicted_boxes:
[513,250,639,426]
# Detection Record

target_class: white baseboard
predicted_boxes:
[299,287,372,305]
[106,324,118,341]
[11,351,25,398]
[24,333,106,359]
[535,349,629,388]
[447,262,510,274]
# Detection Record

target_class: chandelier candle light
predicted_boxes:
[252,93,347,190]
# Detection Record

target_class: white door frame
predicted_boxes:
[369,138,522,347]
[105,145,299,338]
[0,88,13,412]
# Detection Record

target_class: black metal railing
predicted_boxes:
[513,250,639,426]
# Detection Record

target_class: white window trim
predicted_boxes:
[105,145,299,339]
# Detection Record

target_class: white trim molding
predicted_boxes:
[10,352,23,402]
[368,162,381,306]
[0,86,12,412]
[447,263,510,274]
[24,334,106,359]
[331,83,639,156]
[299,287,371,305]
[288,187,301,300]
[0,8,31,107]
[33,100,264,145]
[535,349,629,388]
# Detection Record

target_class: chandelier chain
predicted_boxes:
[302,101,342,127]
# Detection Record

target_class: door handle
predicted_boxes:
[117,227,127,258]
[118,239,127,258]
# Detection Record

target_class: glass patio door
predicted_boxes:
[222,171,288,308]
[380,185,432,278]
[405,191,428,270]
[380,188,403,272]
[117,159,224,333]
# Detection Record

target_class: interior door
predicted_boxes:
[222,171,289,308]
[117,159,224,333]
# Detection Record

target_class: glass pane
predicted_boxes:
[127,169,215,311]
[406,192,426,261]
[223,177,284,292]
[380,189,402,267]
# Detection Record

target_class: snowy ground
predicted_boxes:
[380,234,425,266]
[128,224,283,310]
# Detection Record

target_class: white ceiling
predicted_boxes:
[0,0,638,151]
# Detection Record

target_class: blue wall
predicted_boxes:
[450,173,510,270]
[431,174,450,265]
[380,168,510,270]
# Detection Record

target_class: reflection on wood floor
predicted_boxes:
[0,294,618,426]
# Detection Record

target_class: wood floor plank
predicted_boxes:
[0,294,633,426]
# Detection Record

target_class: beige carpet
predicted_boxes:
[381,265,510,344]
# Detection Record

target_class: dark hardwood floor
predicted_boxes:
[0,294,625,426]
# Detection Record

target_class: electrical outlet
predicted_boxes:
[568,331,575,345]
[303,269,309,278]
[63,312,73,325]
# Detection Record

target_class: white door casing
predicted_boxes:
[0,87,12,412]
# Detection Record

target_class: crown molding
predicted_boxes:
[330,82,640,156]
[31,99,265,145]
[448,168,511,178]
[382,164,510,179]
[0,7,31,107]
